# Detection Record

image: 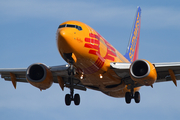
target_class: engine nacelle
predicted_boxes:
[130,59,157,86]
[26,63,53,90]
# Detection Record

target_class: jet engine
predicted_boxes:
[26,63,53,90]
[130,59,157,86]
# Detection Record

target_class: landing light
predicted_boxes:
[100,74,103,79]
[80,74,84,80]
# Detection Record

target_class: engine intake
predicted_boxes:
[27,64,45,81]
[131,60,149,78]
[130,59,157,86]
[26,63,53,90]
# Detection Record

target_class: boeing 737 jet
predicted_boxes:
[1,7,180,106]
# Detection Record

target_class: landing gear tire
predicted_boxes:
[65,64,81,106]
[134,92,140,103]
[125,92,131,104]
[65,94,71,106]
[74,94,80,105]
[125,91,141,104]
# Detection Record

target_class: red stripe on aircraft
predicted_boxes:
[82,57,104,74]
[91,39,99,44]
[89,50,98,55]
[84,43,99,50]
[85,38,91,42]
[85,38,99,44]
[107,45,116,52]
[104,54,115,61]
[89,33,96,38]
[94,32,116,53]
[107,50,116,57]
[89,33,100,40]
[88,32,117,61]
[83,32,117,74]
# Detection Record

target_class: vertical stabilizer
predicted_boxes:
[124,6,141,63]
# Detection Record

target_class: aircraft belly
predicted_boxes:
[79,71,126,93]
[101,88,127,98]
[101,86,141,98]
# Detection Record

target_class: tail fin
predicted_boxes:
[124,6,141,63]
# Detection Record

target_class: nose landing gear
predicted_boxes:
[65,64,80,106]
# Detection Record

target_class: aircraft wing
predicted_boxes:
[110,62,180,85]
[0,65,86,91]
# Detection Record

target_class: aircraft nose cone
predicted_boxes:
[57,29,73,53]
[59,29,66,39]
[57,29,69,45]
[58,29,72,42]
[58,28,74,46]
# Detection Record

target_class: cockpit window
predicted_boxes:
[66,24,76,28]
[58,24,82,31]
[76,26,82,30]
[58,24,66,28]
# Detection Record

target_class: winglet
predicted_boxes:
[124,6,141,63]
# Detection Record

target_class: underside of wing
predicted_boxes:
[50,65,86,91]
[0,68,27,82]
[154,62,180,84]
[110,62,180,87]
[0,64,86,91]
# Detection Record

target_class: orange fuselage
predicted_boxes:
[56,21,140,97]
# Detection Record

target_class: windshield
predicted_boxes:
[58,24,82,31]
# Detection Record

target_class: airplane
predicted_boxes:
[1,6,180,106]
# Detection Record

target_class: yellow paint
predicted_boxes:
[26,64,53,90]
[56,21,137,97]
[129,12,140,62]
[168,69,177,86]
[72,53,77,63]
[130,60,157,86]
[57,21,129,72]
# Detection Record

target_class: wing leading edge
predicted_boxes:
[0,65,86,91]
[110,62,180,86]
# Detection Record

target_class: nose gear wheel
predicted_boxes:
[65,64,80,106]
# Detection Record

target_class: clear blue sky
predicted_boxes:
[0,0,180,120]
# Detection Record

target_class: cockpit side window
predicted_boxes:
[58,24,82,31]
[58,24,66,28]
[76,26,82,31]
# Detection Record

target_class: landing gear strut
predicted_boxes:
[125,88,140,104]
[65,64,80,106]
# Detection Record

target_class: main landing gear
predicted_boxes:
[65,64,80,106]
[125,88,140,104]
